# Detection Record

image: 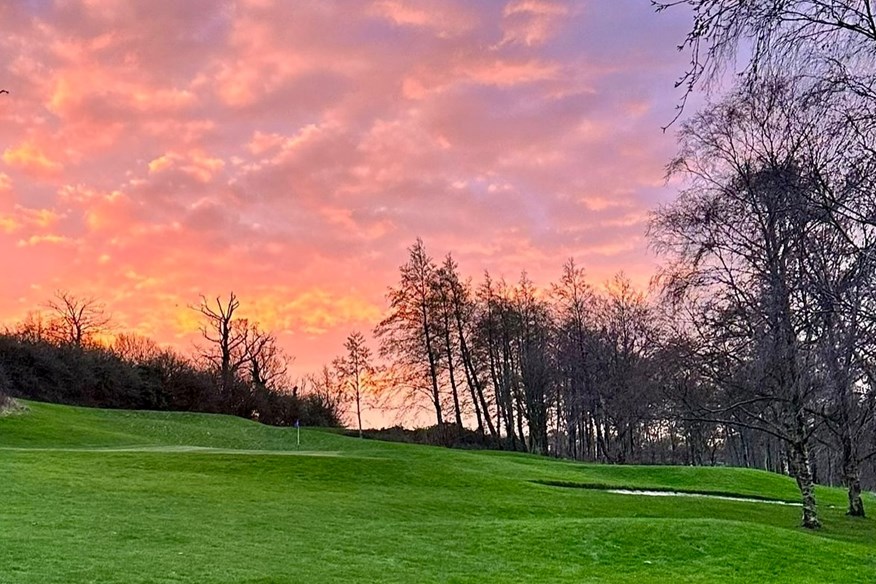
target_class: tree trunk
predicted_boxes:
[454,322,485,437]
[499,338,518,450]
[355,383,363,439]
[514,389,526,452]
[837,364,866,517]
[453,299,495,439]
[438,307,464,432]
[468,379,484,435]
[842,452,866,517]
[595,414,608,463]
[788,441,821,529]
[584,413,593,460]
[420,300,444,433]
[844,466,865,518]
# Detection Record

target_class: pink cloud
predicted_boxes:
[0,0,692,381]
[369,0,479,37]
[500,0,571,46]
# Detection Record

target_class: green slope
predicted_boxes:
[1,401,875,583]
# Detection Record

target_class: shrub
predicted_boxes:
[348,423,497,449]
[0,332,343,428]
[0,362,9,409]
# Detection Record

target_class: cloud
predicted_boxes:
[16,233,74,247]
[3,141,63,177]
[369,0,478,38]
[148,151,225,183]
[500,0,571,46]
[0,0,693,374]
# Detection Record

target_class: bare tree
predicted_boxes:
[468,271,556,454]
[306,365,346,422]
[513,273,554,455]
[244,322,290,392]
[475,273,523,449]
[440,255,496,440]
[45,290,111,347]
[12,311,53,344]
[112,333,161,365]
[194,292,248,408]
[334,331,375,438]
[655,0,876,122]
[654,1,876,517]
[434,264,463,430]
[650,79,840,528]
[800,162,876,517]
[591,274,657,464]
[375,239,446,431]
[552,259,597,460]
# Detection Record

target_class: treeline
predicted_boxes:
[371,0,876,530]
[375,243,722,464]
[0,291,342,427]
[377,225,876,527]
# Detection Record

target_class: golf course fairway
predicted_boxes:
[2,401,874,583]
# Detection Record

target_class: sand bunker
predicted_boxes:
[606,488,801,506]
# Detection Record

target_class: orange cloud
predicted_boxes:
[2,141,63,176]
[273,289,384,336]
[16,206,62,229]
[148,151,225,183]
[0,203,62,234]
[0,216,19,234]
[16,234,73,247]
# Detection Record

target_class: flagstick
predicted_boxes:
[297,421,300,450]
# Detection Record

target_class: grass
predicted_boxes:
[2,401,875,583]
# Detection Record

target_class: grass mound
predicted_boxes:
[1,401,875,583]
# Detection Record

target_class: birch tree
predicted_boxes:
[651,79,832,528]
[655,0,876,127]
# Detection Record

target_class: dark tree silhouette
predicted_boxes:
[375,239,446,430]
[194,293,249,411]
[45,290,111,347]
[648,76,876,527]
[655,0,876,128]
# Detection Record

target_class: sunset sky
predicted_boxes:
[0,1,694,393]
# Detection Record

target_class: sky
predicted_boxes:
[0,0,694,399]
